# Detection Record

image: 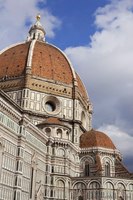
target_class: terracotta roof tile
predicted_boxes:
[32,42,73,85]
[38,117,64,126]
[0,41,88,102]
[80,129,116,149]
[76,73,88,101]
[0,42,30,79]
[115,158,131,178]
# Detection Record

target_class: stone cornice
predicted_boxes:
[0,90,22,121]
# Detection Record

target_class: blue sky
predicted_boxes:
[38,0,108,49]
[0,0,133,171]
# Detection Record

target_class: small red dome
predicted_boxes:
[80,129,116,149]
[38,117,64,126]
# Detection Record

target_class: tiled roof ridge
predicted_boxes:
[115,158,131,178]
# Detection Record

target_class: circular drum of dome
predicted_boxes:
[42,95,61,115]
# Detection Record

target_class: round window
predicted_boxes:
[45,101,56,112]
[45,127,51,137]
[45,127,51,134]
[42,96,61,115]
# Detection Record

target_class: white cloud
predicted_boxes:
[0,0,61,49]
[99,125,133,157]
[65,0,133,167]
[65,0,133,134]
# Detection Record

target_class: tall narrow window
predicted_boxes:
[74,183,86,200]
[85,163,90,176]
[106,182,114,200]
[46,164,49,172]
[52,166,54,173]
[79,196,83,200]
[30,167,34,198]
[118,183,125,200]
[51,190,53,197]
[105,162,110,176]
[57,180,65,199]
[89,182,100,200]
[14,191,16,200]
[45,176,48,184]
[45,189,47,196]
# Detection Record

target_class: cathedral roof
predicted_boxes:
[80,129,116,149]
[0,16,89,102]
[39,117,64,126]
[0,42,30,79]
[37,117,70,130]
[0,41,74,84]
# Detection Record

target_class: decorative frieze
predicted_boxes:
[0,112,20,135]
[2,154,16,172]
[1,169,14,187]
[26,131,46,153]
[0,186,14,200]
[3,139,17,156]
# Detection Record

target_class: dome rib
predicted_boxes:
[26,39,36,68]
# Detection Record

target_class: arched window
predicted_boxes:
[66,131,69,140]
[79,196,83,200]
[57,128,62,138]
[105,182,114,200]
[45,127,51,137]
[118,183,126,200]
[105,162,110,176]
[50,189,53,197]
[89,182,100,200]
[73,182,86,200]
[56,180,65,199]
[85,163,90,176]
[57,148,65,157]
[129,184,133,200]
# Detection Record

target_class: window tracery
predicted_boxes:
[117,183,126,200]
[85,162,90,176]
[105,182,114,200]
[128,184,133,200]
[89,181,100,200]
[56,180,65,199]
[73,182,86,200]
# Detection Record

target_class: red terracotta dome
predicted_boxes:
[0,16,90,105]
[80,129,116,149]
[0,42,30,79]
[0,41,74,84]
[0,41,88,101]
